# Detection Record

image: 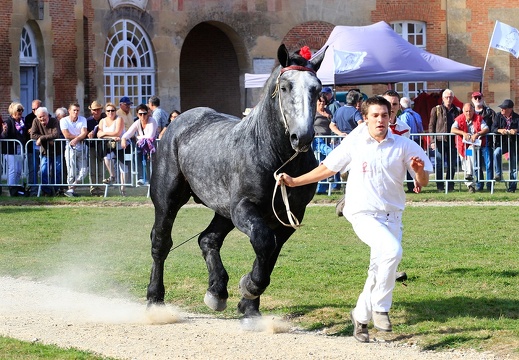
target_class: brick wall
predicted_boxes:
[49,0,79,109]
[83,0,98,113]
[282,21,335,52]
[0,0,13,116]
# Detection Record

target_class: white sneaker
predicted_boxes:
[137,179,145,186]
[64,189,75,198]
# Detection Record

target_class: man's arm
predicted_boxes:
[279,163,336,187]
[329,122,346,137]
[410,156,429,187]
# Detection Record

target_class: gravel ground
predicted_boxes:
[0,276,506,360]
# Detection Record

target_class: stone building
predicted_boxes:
[1,0,518,119]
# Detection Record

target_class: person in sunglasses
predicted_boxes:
[121,104,158,187]
[1,102,29,196]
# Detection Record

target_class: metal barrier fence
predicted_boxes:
[1,138,150,197]
[1,133,517,197]
[313,132,518,195]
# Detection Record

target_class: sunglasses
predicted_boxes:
[106,109,116,112]
[473,96,482,100]
[138,112,148,116]
[17,109,23,112]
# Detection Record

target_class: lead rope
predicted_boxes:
[272,151,302,229]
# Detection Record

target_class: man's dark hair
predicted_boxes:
[136,104,150,113]
[383,89,401,99]
[361,96,391,118]
[346,90,361,106]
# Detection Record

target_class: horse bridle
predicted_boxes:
[271,64,317,229]
[271,65,317,134]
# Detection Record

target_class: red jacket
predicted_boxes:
[454,113,485,157]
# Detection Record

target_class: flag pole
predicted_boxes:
[481,21,498,93]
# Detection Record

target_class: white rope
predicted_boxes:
[272,151,302,229]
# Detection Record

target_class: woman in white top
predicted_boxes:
[121,104,158,148]
[97,103,127,196]
[121,104,158,186]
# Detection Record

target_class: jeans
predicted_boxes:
[27,148,40,195]
[4,154,23,186]
[494,146,517,191]
[64,143,88,185]
[479,146,493,190]
[312,137,340,193]
[433,141,457,190]
[40,155,62,195]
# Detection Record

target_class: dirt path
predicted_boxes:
[0,277,504,360]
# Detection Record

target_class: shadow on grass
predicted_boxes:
[400,296,519,323]
[440,266,519,278]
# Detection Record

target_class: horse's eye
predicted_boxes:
[280,86,287,92]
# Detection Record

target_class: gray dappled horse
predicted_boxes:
[148,44,326,319]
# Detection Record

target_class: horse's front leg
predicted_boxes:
[237,225,295,317]
[147,223,173,305]
[199,214,235,311]
[232,200,277,317]
[147,185,190,306]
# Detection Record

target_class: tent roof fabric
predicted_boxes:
[314,21,482,86]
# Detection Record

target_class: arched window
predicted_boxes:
[20,26,38,65]
[390,21,427,99]
[20,25,38,114]
[104,19,155,107]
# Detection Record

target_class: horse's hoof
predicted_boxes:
[146,300,165,309]
[240,316,264,332]
[239,274,259,300]
[204,291,227,311]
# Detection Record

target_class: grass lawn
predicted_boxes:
[0,192,518,358]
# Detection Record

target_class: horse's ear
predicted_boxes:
[309,46,328,72]
[277,44,290,67]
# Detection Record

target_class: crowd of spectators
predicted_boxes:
[0,96,181,197]
[2,88,518,197]
[312,88,519,194]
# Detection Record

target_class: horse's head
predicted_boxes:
[274,44,327,152]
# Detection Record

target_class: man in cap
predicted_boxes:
[321,87,341,116]
[492,99,519,192]
[117,96,134,131]
[471,92,496,191]
[86,100,106,196]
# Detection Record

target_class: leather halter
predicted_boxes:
[279,65,316,75]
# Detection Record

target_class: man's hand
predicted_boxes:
[277,173,295,187]
[410,156,425,173]
[410,156,429,188]
[413,179,422,193]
